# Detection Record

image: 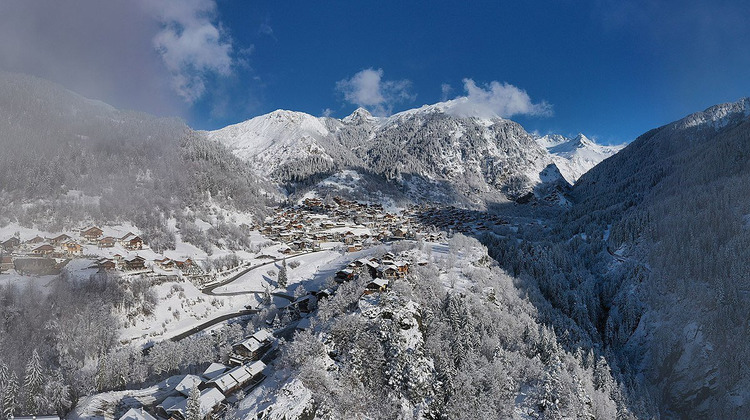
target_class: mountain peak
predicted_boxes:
[343,107,376,124]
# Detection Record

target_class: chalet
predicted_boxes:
[364,278,389,294]
[61,241,83,255]
[26,235,45,245]
[96,258,116,271]
[166,387,225,420]
[1,237,20,251]
[336,268,355,281]
[174,258,193,269]
[98,236,116,248]
[378,265,399,280]
[81,226,103,242]
[231,329,273,362]
[125,256,146,270]
[207,361,266,395]
[347,243,363,253]
[125,235,143,250]
[154,257,175,271]
[289,294,317,313]
[49,234,71,245]
[173,374,203,397]
[394,260,409,275]
[32,244,55,256]
[201,362,229,382]
[279,247,293,255]
[119,407,157,420]
[313,288,332,300]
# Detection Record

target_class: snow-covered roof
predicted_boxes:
[237,337,263,352]
[202,362,228,381]
[247,360,266,376]
[251,329,273,343]
[119,407,157,420]
[174,374,202,397]
[208,371,239,394]
[168,388,225,417]
[227,365,252,384]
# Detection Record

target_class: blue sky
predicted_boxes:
[1,1,748,144]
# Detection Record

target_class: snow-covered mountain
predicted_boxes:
[536,133,624,184]
[567,97,750,418]
[206,102,620,205]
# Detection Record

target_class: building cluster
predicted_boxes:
[0,226,196,276]
[410,205,508,234]
[257,197,445,255]
[121,329,275,420]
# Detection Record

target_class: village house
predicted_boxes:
[1,237,20,251]
[126,235,144,250]
[125,256,146,270]
[364,278,389,295]
[48,234,71,245]
[98,236,116,248]
[61,241,83,255]
[81,226,103,242]
[165,387,225,420]
[231,329,273,363]
[119,407,157,420]
[32,244,55,256]
[26,235,45,245]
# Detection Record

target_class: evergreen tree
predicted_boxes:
[22,349,44,414]
[0,363,8,416]
[262,285,272,306]
[278,259,288,289]
[3,372,18,420]
[186,385,202,420]
[43,370,71,417]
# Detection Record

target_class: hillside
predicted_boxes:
[487,97,750,419]
[0,72,276,250]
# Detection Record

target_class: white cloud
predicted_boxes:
[441,83,453,101]
[446,79,552,119]
[148,0,234,103]
[336,68,414,116]
[321,108,334,117]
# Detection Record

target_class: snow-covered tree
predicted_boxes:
[278,259,288,289]
[22,349,44,414]
[3,372,18,420]
[186,385,202,420]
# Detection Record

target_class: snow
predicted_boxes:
[537,133,625,184]
[203,109,333,177]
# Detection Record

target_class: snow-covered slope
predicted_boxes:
[537,133,624,184]
[206,102,620,205]
[204,110,336,177]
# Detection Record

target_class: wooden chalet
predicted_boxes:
[119,407,158,420]
[1,237,20,251]
[81,226,104,242]
[336,268,355,281]
[49,234,71,245]
[125,256,146,270]
[231,329,273,362]
[125,235,144,250]
[207,361,266,395]
[61,241,83,255]
[26,235,45,245]
[32,244,55,256]
[98,236,116,248]
[96,258,116,271]
[364,278,389,294]
[165,387,225,420]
